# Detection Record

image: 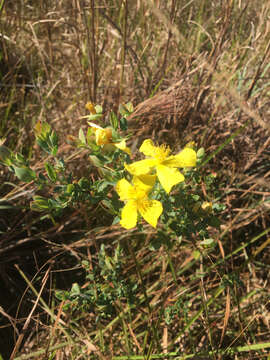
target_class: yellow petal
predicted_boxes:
[201,201,213,213]
[139,139,157,157]
[185,141,196,149]
[164,148,197,168]
[125,159,156,176]
[116,179,136,201]
[140,139,171,162]
[138,199,163,228]
[86,102,96,114]
[156,164,184,193]
[34,120,42,135]
[133,174,157,191]
[88,122,103,130]
[120,200,138,229]
[114,139,131,155]
[95,128,112,145]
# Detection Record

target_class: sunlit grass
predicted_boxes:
[0,1,270,359]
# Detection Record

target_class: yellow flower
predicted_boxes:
[85,102,96,114]
[185,141,196,149]
[113,139,131,155]
[88,122,131,154]
[201,201,213,213]
[116,175,163,229]
[125,139,196,194]
[95,127,113,145]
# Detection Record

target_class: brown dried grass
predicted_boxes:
[1,0,270,359]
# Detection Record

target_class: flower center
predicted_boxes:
[96,128,112,145]
[134,186,147,200]
[154,144,171,163]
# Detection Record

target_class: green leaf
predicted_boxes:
[101,199,115,213]
[50,131,58,147]
[70,283,81,295]
[48,198,64,210]
[34,121,51,137]
[0,145,12,165]
[192,250,201,260]
[54,290,65,301]
[119,116,127,131]
[197,148,205,159]
[36,138,50,154]
[78,177,90,189]
[192,194,200,201]
[66,183,74,194]
[35,122,59,155]
[119,103,133,117]
[200,238,215,246]
[45,162,57,182]
[31,196,49,211]
[112,216,120,225]
[13,166,36,182]
[88,114,103,121]
[51,146,58,156]
[78,128,86,144]
[38,172,47,182]
[110,111,119,130]
[89,155,106,168]
[0,203,18,210]
[15,152,26,163]
[95,105,103,114]
[97,180,111,192]
[125,102,133,113]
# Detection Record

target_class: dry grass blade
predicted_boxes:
[219,288,231,348]
[10,265,50,360]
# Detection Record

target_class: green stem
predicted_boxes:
[165,246,177,285]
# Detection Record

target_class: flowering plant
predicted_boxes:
[0,101,222,245]
[116,139,197,229]
[88,122,131,154]
[125,139,196,193]
[115,175,163,229]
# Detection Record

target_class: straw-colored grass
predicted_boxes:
[0,0,270,359]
